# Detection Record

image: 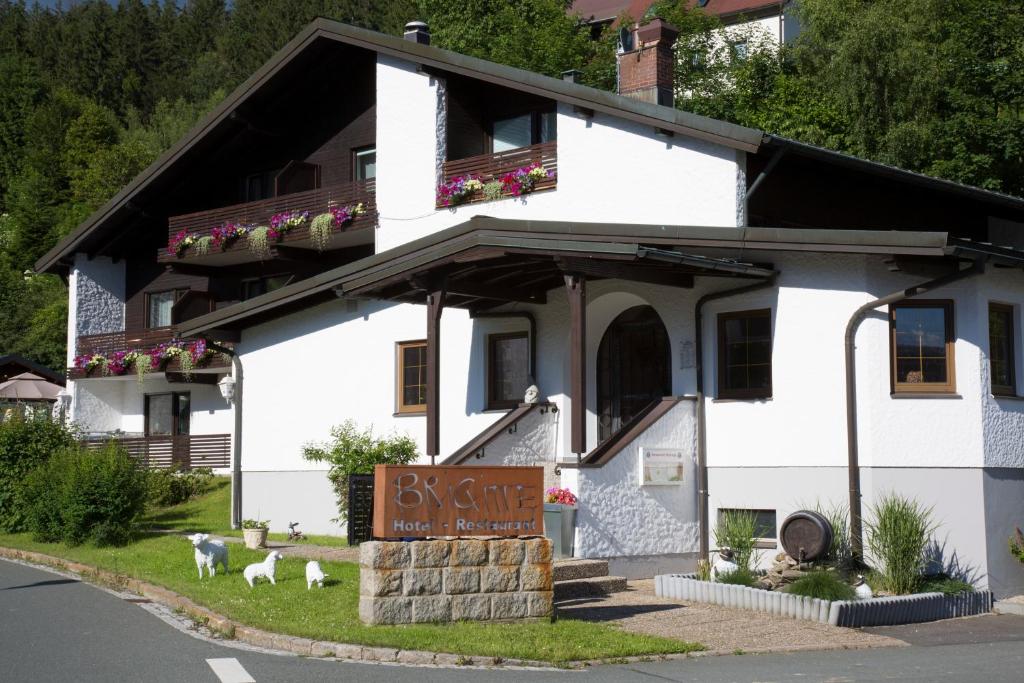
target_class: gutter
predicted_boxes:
[844,258,985,562]
[209,342,243,530]
[694,274,779,560]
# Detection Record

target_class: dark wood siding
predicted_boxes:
[306,103,376,185]
[125,260,208,331]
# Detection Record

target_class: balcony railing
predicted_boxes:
[439,141,557,207]
[71,327,232,379]
[82,433,231,470]
[161,179,376,262]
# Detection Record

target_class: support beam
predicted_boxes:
[426,289,446,461]
[565,274,586,457]
[558,257,694,289]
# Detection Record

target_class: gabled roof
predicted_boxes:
[0,354,65,386]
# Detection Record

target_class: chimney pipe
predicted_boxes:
[404,21,430,45]
[616,18,678,107]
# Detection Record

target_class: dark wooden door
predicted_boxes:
[597,306,671,443]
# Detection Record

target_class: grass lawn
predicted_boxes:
[0,480,701,664]
[143,478,349,548]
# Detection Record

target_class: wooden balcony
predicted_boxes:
[82,433,231,470]
[160,180,376,264]
[439,141,557,207]
[70,327,232,379]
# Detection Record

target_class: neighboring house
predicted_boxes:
[0,354,65,386]
[37,18,1024,597]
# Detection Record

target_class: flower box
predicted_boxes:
[543,503,576,559]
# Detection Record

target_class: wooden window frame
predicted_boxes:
[989,302,1016,397]
[717,308,772,400]
[395,340,428,415]
[487,108,556,153]
[486,331,529,411]
[889,299,956,394]
[145,289,187,329]
[144,392,191,436]
[352,145,376,182]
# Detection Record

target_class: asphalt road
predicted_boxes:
[2,557,1023,682]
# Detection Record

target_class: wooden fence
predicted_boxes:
[440,141,557,206]
[82,433,231,470]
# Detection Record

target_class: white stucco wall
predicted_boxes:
[373,54,742,253]
[575,399,699,559]
[978,265,1024,468]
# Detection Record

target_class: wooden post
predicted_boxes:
[565,274,586,457]
[426,289,445,462]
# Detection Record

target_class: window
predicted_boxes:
[145,393,190,436]
[730,41,748,61]
[396,341,427,414]
[487,332,530,410]
[890,300,956,393]
[354,146,376,181]
[717,508,777,541]
[243,169,278,201]
[491,110,556,153]
[717,309,772,399]
[989,302,1016,396]
[241,274,291,301]
[146,290,185,328]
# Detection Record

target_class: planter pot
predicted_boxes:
[243,528,268,549]
[543,503,576,559]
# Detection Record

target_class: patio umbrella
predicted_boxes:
[0,372,62,401]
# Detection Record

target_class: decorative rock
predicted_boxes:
[412,595,452,623]
[403,568,442,596]
[489,539,526,566]
[411,540,451,568]
[481,566,520,593]
[360,569,403,597]
[520,564,553,591]
[525,537,552,564]
[781,569,806,580]
[491,593,529,620]
[450,540,488,566]
[359,596,412,625]
[443,567,481,594]
[525,591,554,618]
[360,541,411,570]
[452,594,492,621]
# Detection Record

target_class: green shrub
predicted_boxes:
[786,570,856,601]
[148,467,214,507]
[22,442,150,546]
[302,420,418,522]
[919,576,975,595]
[865,493,937,595]
[0,414,77,531]
[714,509,760,571]
[715,567,759,587]
[242,518,268,530]
[813,501,852,568]
[1010,528,1024,564]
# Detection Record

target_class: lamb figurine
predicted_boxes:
[188,533,228,579]
[305,560,328,589]
[854,574,873,600]
[243,550,284,587]
[712,548,739,580]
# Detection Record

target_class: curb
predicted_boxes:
[0,545,707,669]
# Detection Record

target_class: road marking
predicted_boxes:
[206,658,255,683]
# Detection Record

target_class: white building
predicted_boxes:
[37,18,1024,597]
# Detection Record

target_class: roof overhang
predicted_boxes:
[177,217,988,338]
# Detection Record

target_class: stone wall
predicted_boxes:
[359,538,553,625]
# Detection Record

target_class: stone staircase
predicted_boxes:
[553,558,628,600]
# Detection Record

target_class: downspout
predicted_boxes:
[468,311,537,379]
[695,274,778,560]
[845,258,984,562]
[209,342,243,530]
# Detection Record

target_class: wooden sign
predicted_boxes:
[372,465,544,538]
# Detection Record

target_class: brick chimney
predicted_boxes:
[617,18,678,107]
[404,20,430,45]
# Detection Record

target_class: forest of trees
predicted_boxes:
[0,0,1021,373]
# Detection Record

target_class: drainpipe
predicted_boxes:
[468,311,537,379]
[209,342,243,530]
[695,274,778,560]
[845,258,984,562]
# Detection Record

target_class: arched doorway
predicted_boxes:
[597,305,672,443]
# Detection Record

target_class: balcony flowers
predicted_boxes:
[168,230,200,257]
[310,202,367,252]
[436,175,483,207]
[269,210,309,237]
[545,486,577,506]
[499,162,554,197]
[436,162,554,207]
[74,339,216,382]
[211,222,249,250]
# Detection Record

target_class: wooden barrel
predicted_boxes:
[780,510,833,562]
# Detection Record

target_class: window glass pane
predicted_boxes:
[539,111,557,143]
[355,148,376,181]
[146,395,172,435]
[148,291,175,328]
[490,335,529,405]
[893,305,948,384]
[720,310,772,395]
[176,394,190,435]
[400,344,427,409]
[990,306,1014,390]
[493,114,531,152]
[718,509,777,539]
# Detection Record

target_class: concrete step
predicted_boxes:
[553,575,628,600]
[553,558,610,582]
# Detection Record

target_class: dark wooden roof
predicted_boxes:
[0,354,65,386]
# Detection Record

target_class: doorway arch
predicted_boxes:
[596,305,672,443]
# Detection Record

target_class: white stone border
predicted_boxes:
[654,574,993,627]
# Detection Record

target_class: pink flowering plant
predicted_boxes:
[74,338,216,381]
[210,222,249,250]
[269,210,309,236]
[499,162,554,197]
[545,486,578,506]
[168,230,200,257]
[436,161,554,207]
[436,175,483,207]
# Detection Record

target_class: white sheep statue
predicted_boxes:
[188,533,228,579]
[305,560,328,589]
[712,548,739,580]
[243,550,284,587]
